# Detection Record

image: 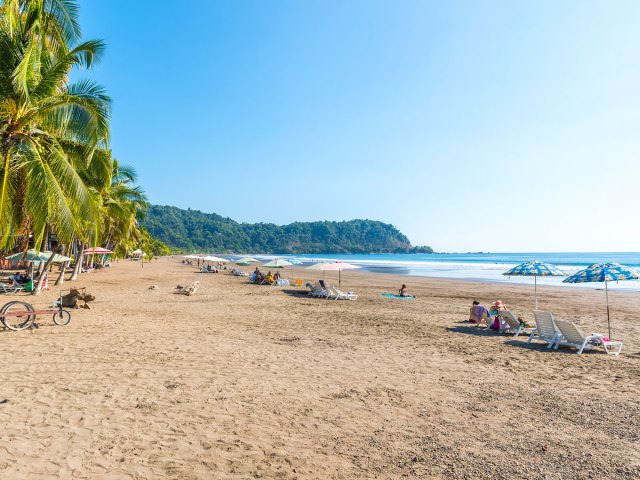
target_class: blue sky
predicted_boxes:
[79,1,640,252]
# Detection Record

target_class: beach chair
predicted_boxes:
[553,319,623,355]
[305,283,326,297]
[317,286,332,298]
[0,283,24,294]
[311,284,331,298]
[332,286,358,301]
[497,310,534,336]
[313,280,331,298]
[528,310,562,348]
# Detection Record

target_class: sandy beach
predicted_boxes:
[0,257,638,479]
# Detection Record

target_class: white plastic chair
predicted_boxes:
[497,310,534,336]
[553,319,623,355]
[333,286,358,301]
[528,310,562,348]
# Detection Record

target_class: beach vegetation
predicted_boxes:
[0,0,157,292]
[144,205,434,254]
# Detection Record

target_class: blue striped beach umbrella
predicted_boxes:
[563,263,639,338]
[503,260,565,310]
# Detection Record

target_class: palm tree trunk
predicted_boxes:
[33,246,60,295]
[0,149,11,226]
[70,241,84,281]
[55,261,68,286]
[54,245,68,286]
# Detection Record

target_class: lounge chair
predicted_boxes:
[528,310,562,348]
[0,283,23,294]
[332,286,358,301]
[552,319,623,355]
[497,310,534,336]
[316,286,332,298]
[307,283,330,298]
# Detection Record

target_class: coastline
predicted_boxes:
[225,252,640,291]
[0,257,638,478]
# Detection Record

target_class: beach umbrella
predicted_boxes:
[563,263,639,339]
[236,256,259,264]
[503,260,565,310]
[83,247,112,254]
[305,262,333,280]
[132,249,144,256]
[263,259,292,268]
[5,249,50,262]
[5,250,72,279]
[5,250,71,263]
[308,261,360,288]
[41,252,73,263]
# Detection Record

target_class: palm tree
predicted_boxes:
[0,0,110,251]
[0,0,111,293]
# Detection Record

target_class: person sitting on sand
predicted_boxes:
[273,271,281,282]
[469,300,490,325]
[265,272,274,285]
[399,284,413,297]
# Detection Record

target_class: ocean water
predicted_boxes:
[250,252,640,291]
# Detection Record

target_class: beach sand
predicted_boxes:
[0,257,638,479]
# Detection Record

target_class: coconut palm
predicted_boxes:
[0,0,110,255]
[0,0,111,293]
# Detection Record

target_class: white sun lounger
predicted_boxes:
[0,283,24,293]
[307,283,330,298]
[528,310,562,348]
[552,319,623,355]
[332,286,358,301]
[497,310,534,336]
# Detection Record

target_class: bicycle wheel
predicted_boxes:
[53,309,71,326]
[1,301,36,331]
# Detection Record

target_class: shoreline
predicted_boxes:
[189,253,640,292]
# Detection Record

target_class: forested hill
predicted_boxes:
[144,205,433,254]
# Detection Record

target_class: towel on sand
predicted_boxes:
[380,293,415,299]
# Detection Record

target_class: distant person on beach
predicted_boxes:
[469,300,489,325]
[399,284,412,297]
[273,271,281,281]
[265,272,274,284]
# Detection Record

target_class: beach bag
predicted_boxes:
[24,280,34,292]
[490,316,500,330]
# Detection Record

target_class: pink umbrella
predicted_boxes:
[83,247,112,254]
[320,262,360,288]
